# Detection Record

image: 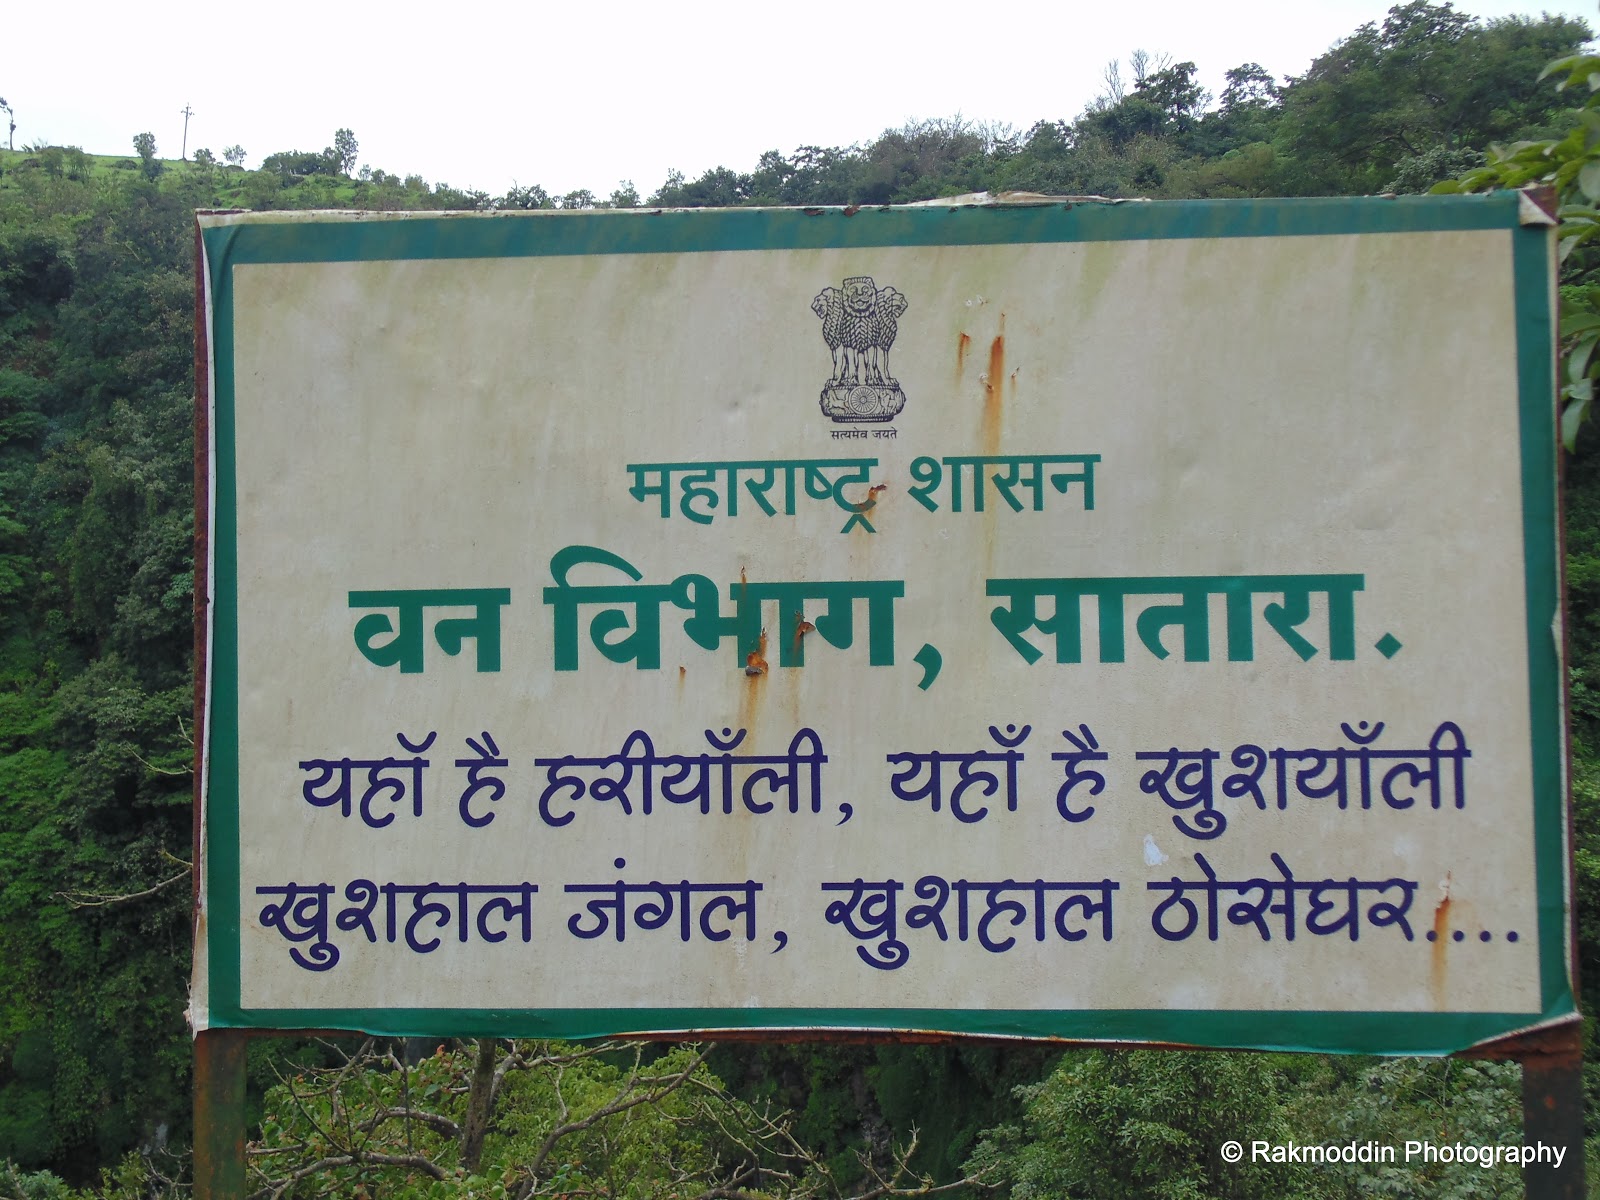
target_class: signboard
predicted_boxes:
[193,195,1572,1053]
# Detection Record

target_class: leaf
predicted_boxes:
[1564,394,1591,451]
[1541,54,1584,82]
[1571,337,1599,384]
[1579,160,1600,202]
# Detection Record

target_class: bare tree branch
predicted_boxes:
[244,1037,994,1200]
[132,748,191,777]
[357,1104,459,1140]
[250,1149,449,1200]
[58,868,188,908]
[524,1046,710,1179]
[460,1036,499,1171]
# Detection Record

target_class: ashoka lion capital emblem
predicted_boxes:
[812,276,908,422]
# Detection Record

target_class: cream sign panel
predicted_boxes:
[195,198,1570,1052]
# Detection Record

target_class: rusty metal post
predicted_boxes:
[1521,1025,1585,1199]
[193,214,248,1198]
[194,1029,247,1197]
[1524,261,1584,1199]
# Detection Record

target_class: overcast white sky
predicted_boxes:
[7,0,1595,200]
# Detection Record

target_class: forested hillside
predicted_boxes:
[1,3,1596,1195]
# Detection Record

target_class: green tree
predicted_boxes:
[851,117,995,204]
[653,163,752,207]
[129,132,159,180]
[968,1049,1315,1200]
[330,128,357,176]
[1289,1058,1522,1198]
[260,148,337,179]
[1279,2,1589,193]
[1221,62,1278,113]
[497,182,553,209]
[1136,61,1208,134]
[1179,63,1284,161]
[0,139,200,1175]
[1437,49,1600,447]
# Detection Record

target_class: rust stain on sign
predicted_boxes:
[866,482,889,533]
[793,614,816,658]
[1430,880,1452,1007]
[956,331,972,376]
[982,315,1006,456]
[745,627,769,677]
[737,569,764,673]
[739,629,770,739]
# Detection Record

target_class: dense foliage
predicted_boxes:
[969,1052,1525,1200]
[0,2,1595,1193]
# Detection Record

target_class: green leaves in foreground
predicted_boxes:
[1437,53,1600,450]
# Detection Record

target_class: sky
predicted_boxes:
[7,0,1596,201]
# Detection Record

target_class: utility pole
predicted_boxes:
[181,104,194,161]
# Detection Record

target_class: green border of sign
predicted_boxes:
[199,194,1570,1053]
